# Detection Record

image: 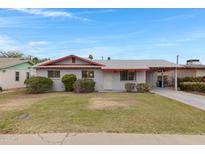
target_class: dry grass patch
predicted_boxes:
[89,97,129,109]
[0,91,68,112]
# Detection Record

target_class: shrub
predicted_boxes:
[179,77,203,83]
[179,82,205,92]
[125,83,136,92]
[136,83,150,93]
[61,74,77,91]
[24,76,53,93]
[0,86,2,92]
[73,79,95,93]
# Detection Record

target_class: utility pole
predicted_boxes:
[175,55,179,91]
[177,55,179,64]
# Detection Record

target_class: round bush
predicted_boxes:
[73,79,95,93]
[136,83,150,93]
[61,74,77,91]
[24,76,53,93]
[0,86,2,92]
[125,83,136,92]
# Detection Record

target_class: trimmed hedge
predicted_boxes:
[24,76,53,93]
[125,83,136,92]
[61,74,77,91]
[0,86,2,92]
[73,79,95,93]
[136,83,150,93]
[179,82,205,92]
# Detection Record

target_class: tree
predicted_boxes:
[0,50,24,58]
[31,57,50,64]
[32,57,39,64]
[107,57,111,60]
[88,54,93,60]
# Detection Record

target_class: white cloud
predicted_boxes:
[75,9,117,15]
[154,43,178,47]
[69,38,97,44]
[0,35,50,56]
[28,41,49,46]
[0,35,22,50]
[12,9,90,21]
[158,14,195,21]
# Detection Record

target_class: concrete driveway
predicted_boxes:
[1,133,205,145]
[152,88,205,111]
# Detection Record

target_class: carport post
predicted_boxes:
[161,69,164,88]
[174,68,178,91]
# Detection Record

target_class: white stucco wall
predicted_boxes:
[36,69,147,91]
[0,69,31,89]
[146,71,158,87]
[111,71,146,91]
[196,69,205,77]
[36,69,104,91]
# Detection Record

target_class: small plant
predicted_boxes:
[73,79,95,93]
[0,86,2,92]
[24,76,53,93]
[61,74,77,91]
[136,83,150,93]
[125,83,136,92]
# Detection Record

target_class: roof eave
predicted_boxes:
[1,60,33,69]
[38,55,105,66]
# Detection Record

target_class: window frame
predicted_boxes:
[128,71,136,81]
[48,70,60,78]
[15,71,20,81]
[82,70,94,78]
[120,71,136,81]
[120,71,128,81]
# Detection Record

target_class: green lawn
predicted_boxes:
[0,91,205,134]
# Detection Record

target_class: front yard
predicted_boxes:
[1,91,205,134]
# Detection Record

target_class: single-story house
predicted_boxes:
[0,58,33,89]
[164,59,205,85]
[35,55,182,91]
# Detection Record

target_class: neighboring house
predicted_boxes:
[35,55,181,91]
[165,59,205,85]
[0,58,33,89]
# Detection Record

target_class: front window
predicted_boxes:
[48,70,60,78]
[15,72,20,81]
[120,71,136,81]
[82,70,94,78]
[128,72,135,80]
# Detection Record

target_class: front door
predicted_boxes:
[104,72,113,90]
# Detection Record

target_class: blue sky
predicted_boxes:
[0,8,205,64]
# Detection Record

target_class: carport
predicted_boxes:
[148,67,181,91]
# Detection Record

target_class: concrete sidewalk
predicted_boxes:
[152,88,205,111]
[1,133,205,145]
